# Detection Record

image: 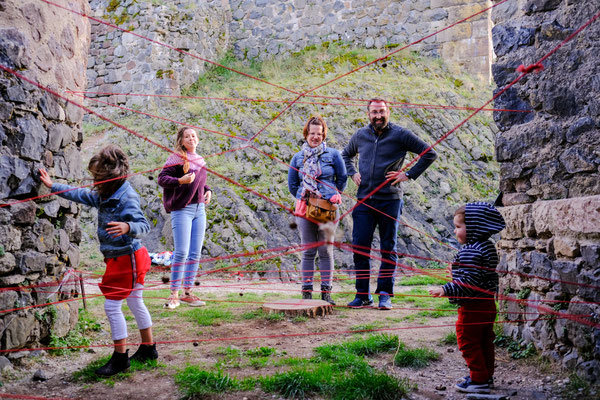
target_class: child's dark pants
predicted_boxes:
[456,299,497,383]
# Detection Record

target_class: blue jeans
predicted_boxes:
[351,198,403,299]
[170,203,206,291]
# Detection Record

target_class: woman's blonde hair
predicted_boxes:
[302,115,328,140]
[175,126,196,173]
[88,145,129,198]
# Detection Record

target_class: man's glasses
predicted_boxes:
[369,110,387,116]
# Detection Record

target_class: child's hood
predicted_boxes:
[465,202,506,243]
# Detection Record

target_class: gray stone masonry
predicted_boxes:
[492,0,600,382]
[0,0,90,351]
[87,0,493,109]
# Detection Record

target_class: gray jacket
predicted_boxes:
[342,122,437,200]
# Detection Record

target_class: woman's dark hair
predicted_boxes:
[88,145,129,198]
[302,115,328,140]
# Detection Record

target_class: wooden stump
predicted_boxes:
[262,299,334,318]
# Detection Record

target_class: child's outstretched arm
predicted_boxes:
[39,168,99,207]
[119,196,151,238]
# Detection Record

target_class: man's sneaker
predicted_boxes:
[455,377,490,393]
[378,292,392,310]
[347,296,374,308]
[180,294,206,307]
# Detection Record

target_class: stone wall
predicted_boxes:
[0,0,90,352]
[86,0,230,108]
[229,0,493,80]
[86,0,493,109]
[491,0,600,381]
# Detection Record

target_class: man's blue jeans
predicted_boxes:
[351,198,403,299]
[170,203,206,291]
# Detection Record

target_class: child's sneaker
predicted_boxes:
[455,377,491,393]
[163,295,180,309]
[461,376,494,388]
[180,294,206,307]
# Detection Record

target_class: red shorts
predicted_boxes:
[100,247,151,301]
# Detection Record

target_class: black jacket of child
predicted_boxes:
[443,202,506,304]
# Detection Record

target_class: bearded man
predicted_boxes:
[342,98,437,310]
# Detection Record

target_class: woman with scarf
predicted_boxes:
[288,115,347,304]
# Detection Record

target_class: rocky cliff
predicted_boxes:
[491,0,600,381]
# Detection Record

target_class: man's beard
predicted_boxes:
[372,118,386,130]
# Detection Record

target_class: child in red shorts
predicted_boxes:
[430,202,505,393]
[40,145,157,376]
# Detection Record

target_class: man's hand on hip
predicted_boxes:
[386,170,409,185]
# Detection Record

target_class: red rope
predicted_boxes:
[67,90,531,113]
[0,317,590,355]
[75,94,248,141]
[337,8,600,221]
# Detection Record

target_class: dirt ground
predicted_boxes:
[0,274,594,400]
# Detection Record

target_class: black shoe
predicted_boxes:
[321,285,335,305]
[301,285,313,300]
[455,377,490,393]
[95,350,130,376]
[347,296,374,308]
[130,344,158,363]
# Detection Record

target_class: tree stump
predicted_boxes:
[262,299,334,318]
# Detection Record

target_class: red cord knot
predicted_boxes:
[516,63,544,74]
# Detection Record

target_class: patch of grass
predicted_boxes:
[183,307,234,326]
[49,309,102,355]
[315,334,399,360]
[349,321,385,332]
[560,373,592,399]
[177,334,411,399]
[494,335,537,359]
[394,288,458,318]
[175,367,254,398]
[440,331,457,345]
[261,360,411,400]
[394,344,440,369]
[398,274,447,286]
[73,356,163,385]
[245,346,277,358]
[264,312,286,322]
[292,315,308,323]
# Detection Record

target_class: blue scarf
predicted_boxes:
[300,141,325,198]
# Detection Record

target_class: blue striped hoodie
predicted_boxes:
[443,202,506,304]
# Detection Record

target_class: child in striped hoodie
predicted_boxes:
[430,202,505,394]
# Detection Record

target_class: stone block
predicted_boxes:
[17,115,46,162]
[0,224,22,252]
[438,22,473,43]
[10,201,37,225]
[17,250,47,274]
[553,237,580,258]
[559,148,596,174]
[0,251,16,274]
[1,312,36,350]
[551,259,583,295]
[532,195,600,236]
[499,203,532,239]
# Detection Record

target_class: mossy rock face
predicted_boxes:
[82,43,498,274]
